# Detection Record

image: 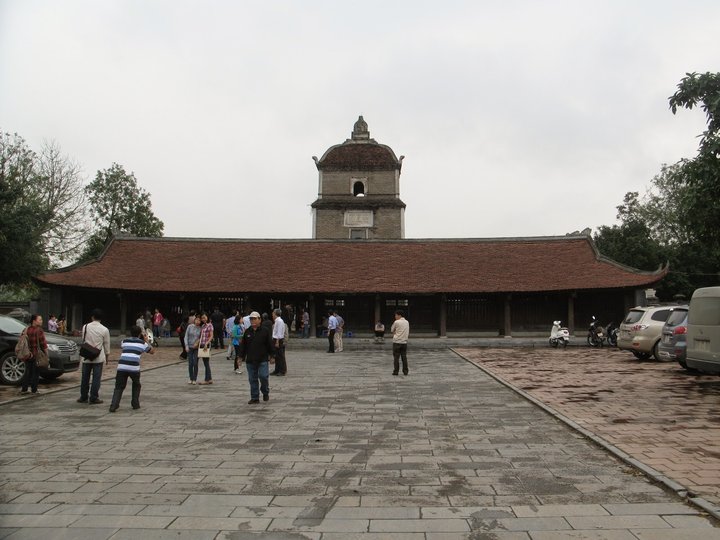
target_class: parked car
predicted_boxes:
[656,306,689,367]
[617,305,677,360]
[0,314,80,385]
[686,286,720,374]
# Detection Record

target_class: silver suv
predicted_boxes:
[617,306,677,360]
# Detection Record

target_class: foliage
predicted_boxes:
[1,132,92,285]
[594,193,665,271]
[0,133,49,284]
[668,72,720,260]
[0,283,40,302]
[594,72,720,300]
[79,163,164,261]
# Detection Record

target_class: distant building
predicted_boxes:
[312,116,405,240]
[35,117,666,336]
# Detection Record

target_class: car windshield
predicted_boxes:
[0,316,28,334]
[623,310,644,324]
[665,309,688,327]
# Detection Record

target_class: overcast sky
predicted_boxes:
[1,0,717,242]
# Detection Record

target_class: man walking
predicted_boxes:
[327,311,338,353]
[78,309,111,404]
[391,309,410,376]
[110,325,154,412]
[239,311,274,404]
[271,308,287,376]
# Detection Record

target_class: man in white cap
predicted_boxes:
[238,311,275,404]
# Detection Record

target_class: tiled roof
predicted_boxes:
[311,196,406,209]
[35,236,667,294]
[316,141,401,171]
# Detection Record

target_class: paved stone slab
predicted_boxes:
[602,502,700,515]
[632,531,720,540]
[110,531,218,540]
[0,348,716,538]
[566,515,671,529]
[0,528,117,540]
[530,532,637,540]
[512,504,609,517]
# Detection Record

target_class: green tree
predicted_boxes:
[80,163,164,261]
[594,72,720,300]
[0,133,48,285]
[668,72,720,260]
[593,192,666,272]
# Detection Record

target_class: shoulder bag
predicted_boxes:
[35,332,50,369]
[79,325,101,360]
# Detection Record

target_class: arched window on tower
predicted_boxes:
[353,181,366,197]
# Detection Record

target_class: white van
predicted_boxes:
[686,286,720,373]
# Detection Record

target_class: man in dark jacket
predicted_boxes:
[210,307,225,349]
[239,311,274,405]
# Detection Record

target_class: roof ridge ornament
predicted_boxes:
[351,115,370,140]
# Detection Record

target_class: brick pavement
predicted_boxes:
[0,347,718,538]
[457,346,720,510]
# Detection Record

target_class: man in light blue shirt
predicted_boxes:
[327,311,338,353]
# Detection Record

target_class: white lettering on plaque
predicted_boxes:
[344,210,373,228]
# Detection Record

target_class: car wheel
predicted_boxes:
[0,352,27,385]
[652,341,662,361]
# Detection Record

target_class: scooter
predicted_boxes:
[143,328,159,348]
[587,316,605,347]
[606,321,618,347]
[549,320,571,348]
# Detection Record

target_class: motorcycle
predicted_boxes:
[549,320,570,348]
[605,321,618,347]
[587,316,605,347]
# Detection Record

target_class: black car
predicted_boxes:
[0,314,80,385]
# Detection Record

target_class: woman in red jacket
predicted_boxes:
[23,314,48,395]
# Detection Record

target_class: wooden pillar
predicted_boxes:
[309,295,316,339]
[439,294,447,337]
[568,292,576,335]
[119,292,127,335]
[503,293,512,337]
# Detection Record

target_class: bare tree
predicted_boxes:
[34,141,91,266]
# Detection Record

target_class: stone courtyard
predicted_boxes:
[0,346,718,539]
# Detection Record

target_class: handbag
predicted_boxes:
[35,348,49,369]
[79,326,101,360]
[198,345,211,359]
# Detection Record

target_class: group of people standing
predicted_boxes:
[18,305,410,411]
[177,307,288,404]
